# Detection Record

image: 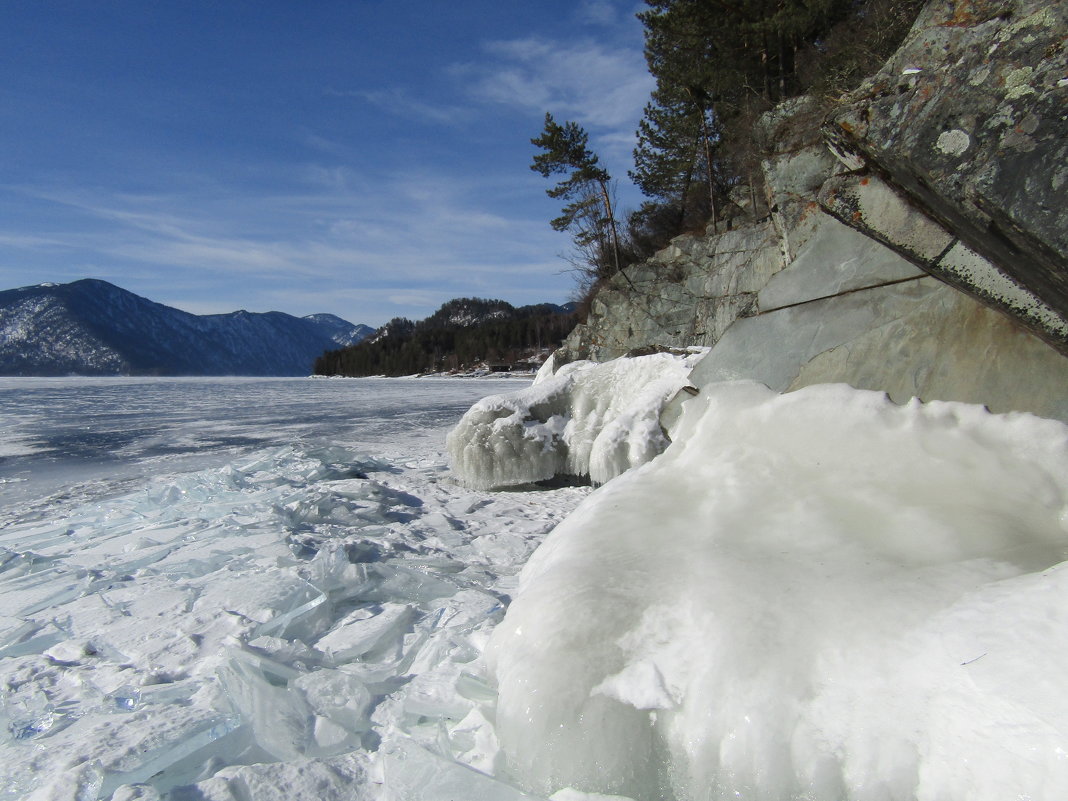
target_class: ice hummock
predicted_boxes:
[446,352,703,489]
[486,381,1068,801]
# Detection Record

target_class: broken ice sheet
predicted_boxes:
[327,563,458,605]
[379,737,544,801]
[314,603,412,665]
[166,752,373,801]
[190,574,330,642]
[216,657,312,762]
[292,669,374,734]
[19,759,105,801]
[0,699,245,800]
[549,790,638,801]
[0,565,92,618]
[0,619,67,659]
[0,380,592,801]
[96,713,244,798]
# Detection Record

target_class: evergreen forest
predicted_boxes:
[313,298,576,377]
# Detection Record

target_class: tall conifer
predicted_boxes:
[530,113,621,282]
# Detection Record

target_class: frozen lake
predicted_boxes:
[0,377,524,523]
[4,374,1068,801]
[0,376,590,801]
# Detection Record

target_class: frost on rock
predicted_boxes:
[446,352,703,489]
[487,382,1068,801]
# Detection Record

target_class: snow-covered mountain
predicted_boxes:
[302,313,375,348]
[0,279,372,376]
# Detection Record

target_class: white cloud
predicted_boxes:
[455,34,653,176]
[0,233,71,250]
[327,86,471,127]
[0,173,576,325]
[575,0,643,27]
[471,37,653,132]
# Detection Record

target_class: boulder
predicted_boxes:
[824,0,1068,350]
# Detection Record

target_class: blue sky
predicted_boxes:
[0,0,655,327]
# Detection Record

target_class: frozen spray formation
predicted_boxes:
[447,352,703,489]
[486,381,1068,801]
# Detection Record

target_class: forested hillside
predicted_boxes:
[314,298,576,377]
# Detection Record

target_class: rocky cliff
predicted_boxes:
[556,0,1068,424]
[824,0,1068,350]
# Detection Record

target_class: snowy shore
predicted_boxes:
[487,380,1068,800]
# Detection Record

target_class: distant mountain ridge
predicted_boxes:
[0,279,373,376]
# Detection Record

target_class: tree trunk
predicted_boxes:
[598,180,621,277]
[697,107,717,228]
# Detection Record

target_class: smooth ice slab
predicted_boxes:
[314,603,413,664]
[379,737,543,801]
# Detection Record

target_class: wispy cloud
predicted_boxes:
[469,38,652,129]
[325,86,471,127]
[0,173,572,324]
[457,35,653,171]
[0,233,72,250]
[576,0,644,28]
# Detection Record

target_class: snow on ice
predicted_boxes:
[0,378,588,801]
[487,380,1068,801]
[447,352,704,489]
[3,371,1068,801]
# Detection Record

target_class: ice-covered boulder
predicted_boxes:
[486,382,1068,801]
[446,352,702,489]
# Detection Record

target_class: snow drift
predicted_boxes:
[446,352,702,489]
[486,381,1068,801]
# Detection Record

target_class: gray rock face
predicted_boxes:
[683,276,1068,422]
[556,70,1068,423]
[819,172,1068,346]
[824,0,1068,348]
[558,220,783,364]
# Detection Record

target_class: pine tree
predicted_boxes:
[530,113,621,283]
[630,85,723,231]
[639,0,852,112]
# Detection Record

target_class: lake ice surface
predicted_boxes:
[6,374,1068,801]
[0,377,589,801]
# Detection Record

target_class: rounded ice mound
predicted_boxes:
[446,352,702,490]
[486,381,1068,801]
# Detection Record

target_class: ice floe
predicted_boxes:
[0,378,588,801]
